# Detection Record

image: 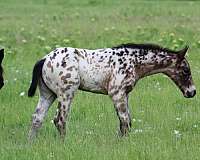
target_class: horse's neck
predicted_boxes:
[132,49,174,79]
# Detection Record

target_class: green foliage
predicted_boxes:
[0,0,200,159]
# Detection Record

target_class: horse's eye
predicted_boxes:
[183,67,190,75]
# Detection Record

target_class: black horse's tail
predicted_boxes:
[28,59,46,97]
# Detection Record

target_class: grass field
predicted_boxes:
[0,0,200,159]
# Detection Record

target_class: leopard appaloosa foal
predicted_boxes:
[28,43,196,140]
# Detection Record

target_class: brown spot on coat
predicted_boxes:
[74,49,84,59]
[65,73,71,78]
[65,85,71,90]
[61,76,68,84]
[62,62,67,68]
[59,71,63,76]
[47,61,51,68]
[47,61,54,73]
[67,66,74,71]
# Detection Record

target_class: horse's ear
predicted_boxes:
[178,45,189,61]
[0,49,4,63]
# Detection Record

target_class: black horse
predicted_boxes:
[0,49,4,89]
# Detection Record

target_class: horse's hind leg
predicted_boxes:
[53,94,74,138]
[28,79,56,140]
[53,81,79,138]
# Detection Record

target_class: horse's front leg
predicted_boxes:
[110,91,132,136]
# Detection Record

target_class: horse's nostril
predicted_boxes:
[186,90,196,98]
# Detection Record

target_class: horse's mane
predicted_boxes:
[112,43,179,54]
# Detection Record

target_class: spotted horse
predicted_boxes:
[28,43,196,140]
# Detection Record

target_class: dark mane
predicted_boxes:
[112,43,179,54]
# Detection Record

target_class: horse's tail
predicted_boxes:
[28,59,46,97]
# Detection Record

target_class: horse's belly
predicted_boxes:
[78,67,110,94]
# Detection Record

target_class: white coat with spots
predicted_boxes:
[28,43,196,139]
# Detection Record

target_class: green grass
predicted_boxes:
[0,0,200,159]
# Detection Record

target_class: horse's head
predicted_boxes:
[0,49,4,89]
[164,46,196,98]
